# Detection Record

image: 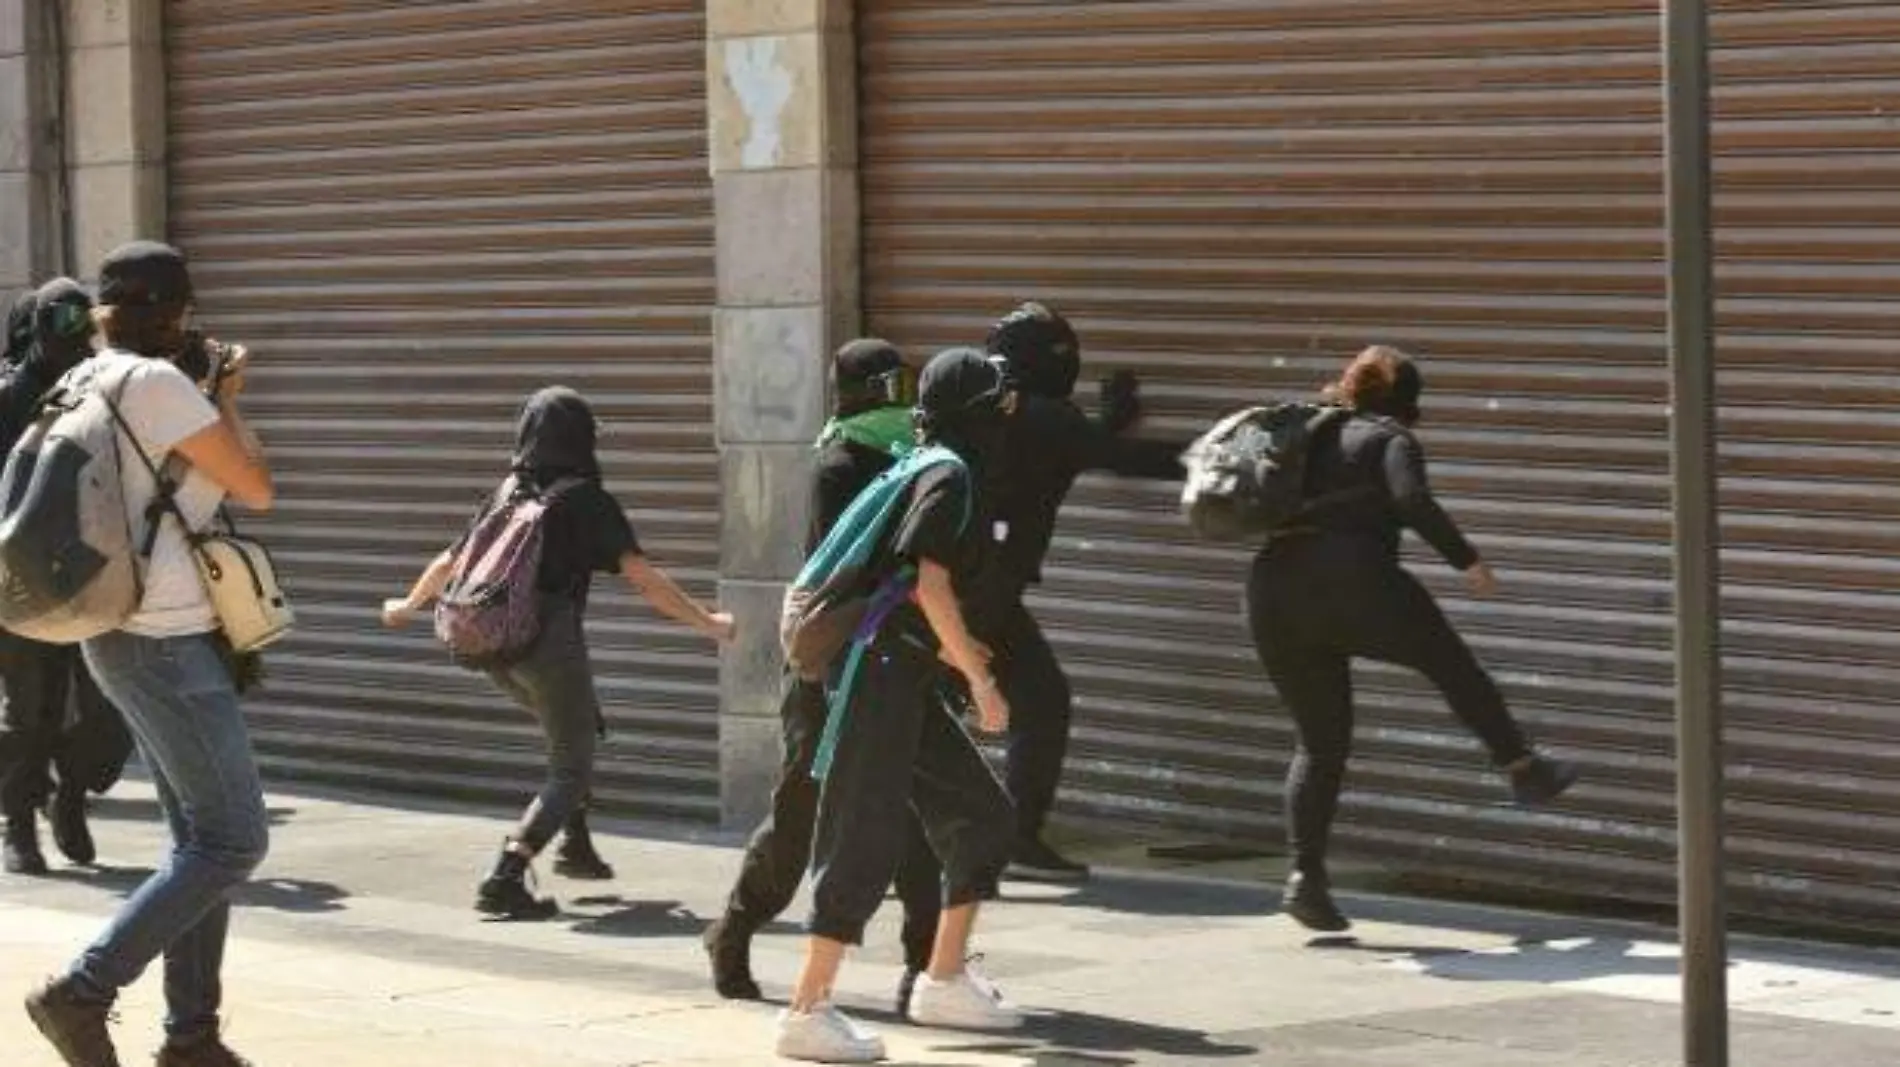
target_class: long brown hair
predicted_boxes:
[93,302,188,359]
[1324,345,1422,425]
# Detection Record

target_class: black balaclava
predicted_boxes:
[831,337,907,418]
[511,386,601,485]
[914,347,1010,471]
[31,278,96,378]
[986,301,1080,399]
[4,290,36,367]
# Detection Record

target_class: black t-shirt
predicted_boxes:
[808,439,897,553]
[867,461,982,642]
[460,478,641,606]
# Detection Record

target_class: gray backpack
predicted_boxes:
[0,360,160,643]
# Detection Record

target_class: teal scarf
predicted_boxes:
[817,406,915,456]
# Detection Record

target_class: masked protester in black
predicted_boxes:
[774,348,1022,1065]
[384,387,734,919]
[704,340,951,1007]
[0,280,137,876]
[1250,346,1580,934]
[974,302,1187,882]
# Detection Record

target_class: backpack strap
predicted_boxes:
[94,363,189,562]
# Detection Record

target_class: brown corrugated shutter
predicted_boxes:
[862,0,1900,928]
[164,0,719,820]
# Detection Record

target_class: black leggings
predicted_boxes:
[0,633,133,820]
[1247,544,1530,881]
[808,630,1014,948]
[487,600,598,854]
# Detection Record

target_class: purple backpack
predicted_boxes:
[434,476,582,668]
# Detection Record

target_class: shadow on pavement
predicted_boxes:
[1002,876,1274,919]
[929,1007,1260,1064]
[37,865,350,914]
[89,795,298,827]
[1311,933,1682,985]
[563,894,799,940]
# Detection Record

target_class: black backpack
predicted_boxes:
[1179,402,1354,542]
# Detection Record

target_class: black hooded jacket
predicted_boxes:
[0,280,95,455]
[982,395,1186,605]
[488,386,641,602]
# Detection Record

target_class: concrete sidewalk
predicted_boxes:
[4,782,1899,1065]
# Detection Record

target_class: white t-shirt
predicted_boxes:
[92,350,226,638]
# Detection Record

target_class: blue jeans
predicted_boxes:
[71,630,269,1038]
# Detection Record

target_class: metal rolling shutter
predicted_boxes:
[165,0,719,820]
[861,0,1900,929]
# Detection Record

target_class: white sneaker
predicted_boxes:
[905,966,1024,1031]
[775,1003,886,1063]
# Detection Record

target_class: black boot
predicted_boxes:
[3,813,47,876]
[50,783,96,866]
[1510,754,1580,808]
[702,917,762,1000]
[1283,870,1351,934]
[553,809,614,881]
[475,845,558,921]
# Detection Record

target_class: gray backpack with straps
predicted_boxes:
[0,359,162,643]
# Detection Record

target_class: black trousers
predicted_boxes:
[982,600,1073,843]
[808,630,1014,949]
[721,672,946,970]
[0,632,134,821]
[1247,542,1531,881]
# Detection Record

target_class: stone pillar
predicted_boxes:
[62,0,165,275]
[708,0,859,826]
[0,0,61,290]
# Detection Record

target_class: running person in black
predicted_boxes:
[0,280,135,876]
[1248,346,1579,932]
[979,303,1186,881]
[775,348,1021,1063]
[383,387,734,918]
[703,339,947,1004]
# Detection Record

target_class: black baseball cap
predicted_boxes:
[833,338,903,387]
[97,241,193,307]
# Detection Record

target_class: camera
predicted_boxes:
[177,329,238,393]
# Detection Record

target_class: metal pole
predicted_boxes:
[1662,1,1728,1064]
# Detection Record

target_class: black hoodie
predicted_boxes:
[496,387,640,602]
[0,280,96,455]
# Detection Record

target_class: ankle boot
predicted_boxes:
[553,810,614,880]
[3,813,47,876]
[475,844,558,921]
[50,783,96,866]
[1283,869,1351,934]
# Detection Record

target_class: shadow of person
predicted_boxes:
[928,1009,1259,1062]
[563,895,803,940]
[40,863,155,894]
[88,796,297,827]
[1003,875,1273,919]
[1315,934,1685,985]
[234,877,349,914]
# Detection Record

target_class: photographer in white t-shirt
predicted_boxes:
[24,242,277,1067]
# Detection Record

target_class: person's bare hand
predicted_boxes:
[1464,562,1499,598]
[971,677,1010,735]
[214,344,250,403]
[704,611,737,644]
[381,598,417,628]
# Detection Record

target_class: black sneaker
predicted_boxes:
[156,1028,253,1067]
[1005,837,1090,883]
[25,975,121,1067]
[50,785,96,866]
[1510,755,1580,808]
[702,918,762,1001]
[4,815,48,876]
[552,820,614,881]
[475,872,559,921]
[1283,871,1352,934]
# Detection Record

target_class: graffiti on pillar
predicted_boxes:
[724,38,794,169]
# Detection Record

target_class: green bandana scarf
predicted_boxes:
[816,405,915,457]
